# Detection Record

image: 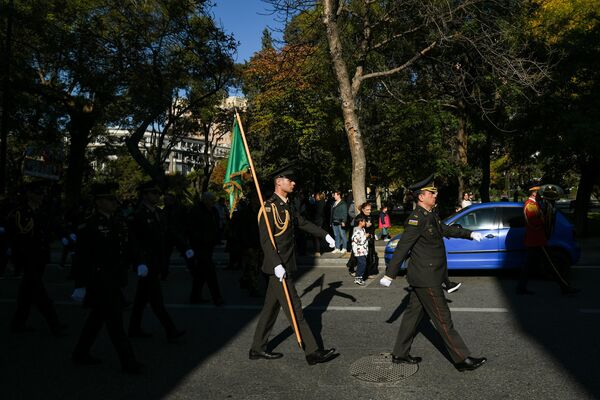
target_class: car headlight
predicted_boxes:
[387,239,399,250]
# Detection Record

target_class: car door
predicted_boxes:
[497,205,527,269]
[446,207,501,269]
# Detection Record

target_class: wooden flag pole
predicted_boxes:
[234,110,303,349]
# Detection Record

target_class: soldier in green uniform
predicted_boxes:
[379,175,487,372]
[128,182,189,341]
[249,167,339,365]
[71,182,142,373]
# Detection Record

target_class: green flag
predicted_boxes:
[223,116,250,216]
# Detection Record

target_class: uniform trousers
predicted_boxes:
[517,246,569,291]
[129,275,177,335]
[12,260,60,331]
[74,290,136,367]
[189,247,222,302]
[251,274,319,355]
[393,286,470,363]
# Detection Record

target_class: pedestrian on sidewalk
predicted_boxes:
[330,191,348,254]
[351,215,369,285]
[378,204,391,241]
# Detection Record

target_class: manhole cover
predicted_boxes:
[349,353,418,383]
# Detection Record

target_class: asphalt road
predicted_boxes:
[1,238,599,400]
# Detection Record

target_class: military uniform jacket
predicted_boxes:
[187,203,219,250]
[385,205,472,287]
[129,203,168,276]
[259,193,327,274]
[73,212,129,305]
[7,204,53,273]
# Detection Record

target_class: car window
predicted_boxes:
[452,208,497,230]
[500,206,526,228]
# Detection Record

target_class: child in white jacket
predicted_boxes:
[351,215,369,285]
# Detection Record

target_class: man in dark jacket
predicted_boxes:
[8,181,64,335]
[71,183,141,373]
[128,182,189,341]
[380,175,487,372]
[187,191,224,305]
[249,167,338,365]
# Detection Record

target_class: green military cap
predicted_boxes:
[271,163,297,182]
[408,174,437,195]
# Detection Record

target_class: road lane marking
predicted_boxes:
[1,299,599,314]
[166,304,382,311]
[0,299,379,311]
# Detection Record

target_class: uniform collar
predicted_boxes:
[416,205,431,215]
[273,193,288,205]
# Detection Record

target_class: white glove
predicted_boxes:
[274,264,286,282]
[379,276,393,287]
[185,249,194,259]
[325,234,335,248]
[0,226,5,234]
[137,264,149,277]
[69,233,77,242]
[471,232,483,242]
[71,287,86,302]
[61,237,69,246]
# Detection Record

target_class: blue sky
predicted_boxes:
[211,0,283,63]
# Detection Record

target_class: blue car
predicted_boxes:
[384,202,580,270]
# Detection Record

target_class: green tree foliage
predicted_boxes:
[242,27,349,192]
[512,0,600,233]
[0,0,236,203]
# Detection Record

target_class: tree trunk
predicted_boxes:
[574,159,599,236]
[479,131,491,202]
[201,162,213,193]
[0,0,14,193]
[455,102,468,204]
[126,116,166,189]
[64,111,95,209]
[322,0,367,212]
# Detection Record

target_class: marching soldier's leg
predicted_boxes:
[392,289,426,357]
[202,249,223,303]
[415,287,470,363]
[104,295,138,368]
[146,276,177,336]
[32,277,61,332]
[12,277,35,330]
[73,306,104,357]
[251,275,282,352]
[129,278,150,335]
[274,274,319,355]
[188,257,203,303]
